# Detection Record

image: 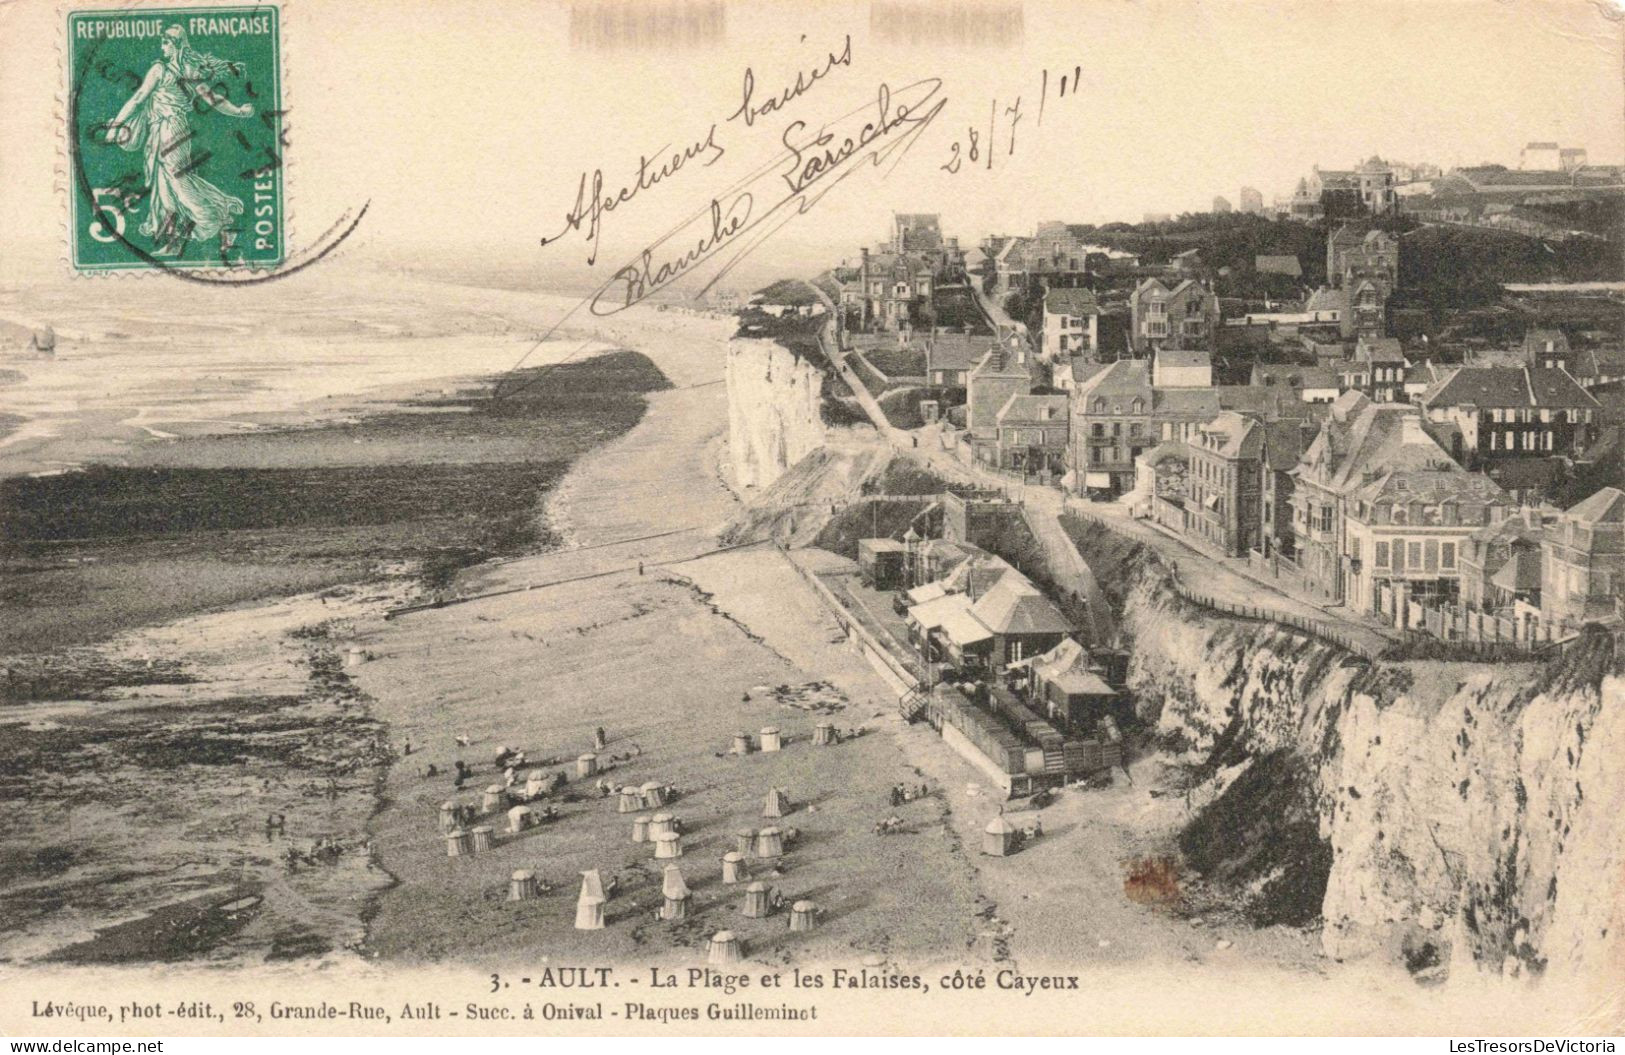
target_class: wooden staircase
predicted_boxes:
[898,685,929,723]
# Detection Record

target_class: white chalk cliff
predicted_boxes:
[725,337,826,490]
[1097,538,1625,985]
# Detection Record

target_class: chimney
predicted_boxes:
[1399,414,1430,447]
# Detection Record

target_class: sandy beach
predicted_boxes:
[4,276,1325,978]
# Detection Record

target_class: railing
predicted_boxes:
[773,541,927,694]
[1062,506,1576,664]
[1174,585,1389,661]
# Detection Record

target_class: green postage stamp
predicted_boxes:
[67,5,284,272]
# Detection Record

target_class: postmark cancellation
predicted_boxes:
[65,3,285,272]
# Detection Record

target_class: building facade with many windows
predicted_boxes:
[1342,469,1514,624]
[1128,278,1219,356]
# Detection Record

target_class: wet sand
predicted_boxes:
[0,279,686,965]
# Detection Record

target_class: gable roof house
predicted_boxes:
[1420,366,1601,465]
[969,572,1073,665]
[1542,486,1625,628]
[1042,287,1102,362]
[1288,391,1459,604]
[1342,466,1515,621]
[1129,277,1219,356]
[992,393,1070,477]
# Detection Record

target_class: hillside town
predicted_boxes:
[744,145,1625,796]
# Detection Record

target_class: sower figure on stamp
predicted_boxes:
[102,25,254,256]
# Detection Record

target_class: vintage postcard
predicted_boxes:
[1,0,1622,1041]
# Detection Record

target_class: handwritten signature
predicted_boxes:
[726,34,853,129]
[538,126,726,267]
[539,32,856,270]
[593,77,946,316]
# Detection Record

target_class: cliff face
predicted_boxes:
[725,338,826,490]
[1114,558,1625,982]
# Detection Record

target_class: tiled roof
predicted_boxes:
[1076,360,1151,403]
[1527,367,1602,408]
[970,572,1072,635]
[1490,550,1542,593]
[1469,511,1549,546]
[1422,367,1600,410]
[1298,397,1453,492]
[1217,385,1313,419]
[1357,337,1406,363]
[1353,468,1508,505]
[1069,359,1110,384]
[936,606,994,647]
[1138,440,1189,466]
[1262,419,1312,470]
[907,592,974,631]
[1256,254,1303,277]
[1154,388,1220,417]
[1252,364,1341,390]
[996,394,1068,424]
[1044,288,1101,315]
[1563,486,1625,524]
[1195,411,1263,460]
[1305,287,1347,314]
[1156,348,1212,369]
[925,334,1001,372]
[1488,457,1565,490]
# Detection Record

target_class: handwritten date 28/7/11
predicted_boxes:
[941,64,1082,175]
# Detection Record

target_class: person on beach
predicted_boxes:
[101,25,255,256]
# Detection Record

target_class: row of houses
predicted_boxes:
[1140,387,1622,637]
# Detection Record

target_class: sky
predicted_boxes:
[2,0,1621,292]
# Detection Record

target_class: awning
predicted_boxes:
[1084,472,1113,488]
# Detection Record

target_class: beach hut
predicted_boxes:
[813,722,836,746]
[661,865,691,920]
[508,870,538,901]
[445,829,472,858]
[982,816,1018,857]
[481,785,506,813]
[631,815,652,843]
[344,646,366,669]
[640,781,667,808]
[741,881,771,919]
[653,831,683,859]
[574,896,605,930]
[579,869,607,902]
[762,787,790,819]
[439,801,459,833]
[755,827,784,860]
[707,931,743,965]
[575,753,598,779]
[649,813,676,839]
[469,825,495,853]
[507,805,533,834]
[617,787,642,813]
[721,851,748,884]
[734,829,757,856]
[789,900,817,932]
[524,770,548,799]
[759,726,782,752]
[730,732,753,755]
